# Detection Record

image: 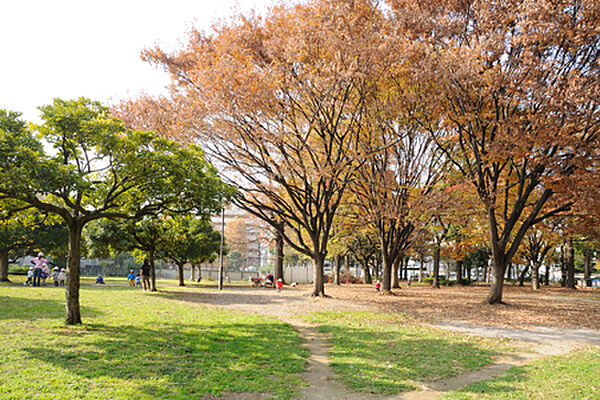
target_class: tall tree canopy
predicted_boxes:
[391,0,600,303]
[139,0,387,296]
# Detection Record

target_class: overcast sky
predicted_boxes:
[0,0,274,122]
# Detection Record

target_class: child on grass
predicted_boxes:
[24,267,34,286]
[276,278,283,292]
[135,273,141,288]
[127,270,136,287]
[52,267,60,287]
[58,268,66,287]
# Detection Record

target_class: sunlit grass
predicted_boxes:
[0,279,307,399]
[302,311,513,395]
[441,346,600,399]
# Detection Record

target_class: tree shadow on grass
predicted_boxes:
[454,366,527,396]
[0,295,102,321]
[317,324,508,395]
[23,321,307,399]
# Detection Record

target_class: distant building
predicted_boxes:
[204,205,272,274]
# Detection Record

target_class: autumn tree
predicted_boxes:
[327,197,371,285]
[391,0,600,303]
[352,117,444,292]
[224,216,248,262]
[141,0,387,296]
[515,220,561,290]
[0,99,227,324]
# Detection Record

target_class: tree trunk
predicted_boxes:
[486,246,507,304]
[382,252,392,292]
[275,227,285,284]
[432,244,440,289]
[191,264,196,281]
[566,239,576,289]
[311,253,325,297]
[392,258,400,289]
[0,249,9,282]
[456,260,464,285]
[363,260,372,284]
[544,264,550,286]
[149,248,157,292]
[333,254,341,285]
[531,263,540,290]
[505,263,513,281]
[584,250,592,287]
[518,265,529,286]
[345,254,351,274]
[177,262,185,286]
[560,246,567,287]
[65,222,83,325]
[418,253,424,283]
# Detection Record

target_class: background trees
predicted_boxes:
[0,98,228,324]
[160,216,221,286]
[0,205,67,282]
[391,0,600,303]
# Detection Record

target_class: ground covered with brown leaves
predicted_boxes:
[322,283,600,330]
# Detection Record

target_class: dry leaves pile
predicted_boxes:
[324,284,600,330]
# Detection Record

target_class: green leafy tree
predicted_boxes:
[86,217,169,291]
[159,216,221,286]
[0,202,68,281]
[0,99,228,324]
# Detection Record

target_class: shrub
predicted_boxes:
[8,264,29,275]
[422,276,450,286]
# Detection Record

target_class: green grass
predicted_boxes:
[302,311,513,395]
[441,346,600,400]
[0,278,308,399]
[79,276,252,288]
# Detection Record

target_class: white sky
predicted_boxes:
[0,0,274,122]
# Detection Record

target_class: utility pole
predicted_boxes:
[218,205,225,291]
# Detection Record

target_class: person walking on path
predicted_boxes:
[140,259,151,291]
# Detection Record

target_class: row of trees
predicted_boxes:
[0,99,232,324]
[118,0,598,303]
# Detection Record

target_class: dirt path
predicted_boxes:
[289,318,378,400]
[391,322,600,400]
[177,286,600,400]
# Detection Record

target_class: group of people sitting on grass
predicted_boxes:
[24,252,66,287]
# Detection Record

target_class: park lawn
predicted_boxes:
[441,346,600,400]
[303,311,513,395]
[81,276,252,288]
[0,281,308,400]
